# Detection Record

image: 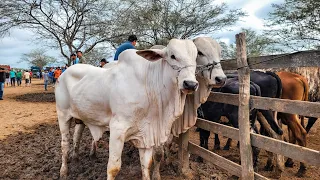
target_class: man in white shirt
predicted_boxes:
[24,70,31,87]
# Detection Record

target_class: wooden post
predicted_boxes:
[236,32,254,179]
[178,130,190,176]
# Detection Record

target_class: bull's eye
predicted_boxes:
[171,55,176,59]
[198,51,204,56]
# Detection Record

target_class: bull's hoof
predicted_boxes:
[296,167,307,177]
[89,152,97,160]
[213,145,220,150]
[285,160,294,168]
[151,171,161,180]
[196,156,203,163]
[71,153,79,162]
[60,167,68,180]
[264,164,274,171]
[277,129,283,135]
[223,146,230,150]
[274,167,283,179]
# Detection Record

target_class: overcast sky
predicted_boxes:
[0,0,283,69]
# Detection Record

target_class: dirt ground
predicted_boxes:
[0,79,319,179]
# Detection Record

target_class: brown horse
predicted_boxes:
[276,71,309,177]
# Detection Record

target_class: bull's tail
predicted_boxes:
[250,82,261,128]
[266,71,282,98]
[299,76,309,102]
[298,76,310,129]
[264,71,283,135]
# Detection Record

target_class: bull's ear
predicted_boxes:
[136,49,165,61]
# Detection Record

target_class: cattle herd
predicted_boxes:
[55,37,318,179]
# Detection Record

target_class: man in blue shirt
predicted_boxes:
[71,53,78,65]
[114,35,138,61]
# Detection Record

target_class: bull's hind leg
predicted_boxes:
[139,148,154,180]
[58,113,72,179]
[72,121,85,161]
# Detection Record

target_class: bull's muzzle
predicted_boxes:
[183,80,199,91]
[214,76,227,87]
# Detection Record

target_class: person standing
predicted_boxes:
[70,53,77,65]
[41,70,44,80]
[0,67,6,100]
[16,70,22,86]
[37,71,40,79]
[114,35,137,61]
[43,70,49,91]
[53,67,61,85]
[24,70,31,87]
[5,71,10,87]
[48,69,53,84]
[76,51,86,64]
[29,71,33,84]
[9,69,16,87]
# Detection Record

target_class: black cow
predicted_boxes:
[197,71,284,168]
[198,77,262,167]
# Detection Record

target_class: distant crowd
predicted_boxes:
[0,35,138,100]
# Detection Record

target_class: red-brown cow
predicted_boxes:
[276,71,309,177]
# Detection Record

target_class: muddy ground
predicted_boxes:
[0,79,319,179]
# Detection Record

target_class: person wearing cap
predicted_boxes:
[100,58,109,68]
[114,35,137,61]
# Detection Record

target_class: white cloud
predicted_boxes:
[212,0,284,44]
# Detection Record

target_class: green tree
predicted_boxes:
[219,28,280,60]
[20,49,56,69]
[266,0,320,50]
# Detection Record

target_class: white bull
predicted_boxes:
[55,39,199,180]
[151,37,227,179]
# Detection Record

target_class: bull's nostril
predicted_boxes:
[183,81,198,91]
[215,76,227,84]
[215,77,222,83]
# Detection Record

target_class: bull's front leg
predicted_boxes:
[139,148,154,180]
[72,122,85,161]
[107,126,126,180]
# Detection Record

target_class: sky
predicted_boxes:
[0,0,283,69]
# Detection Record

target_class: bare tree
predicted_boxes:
[85,47,114,66]
[20,49,56,69]
[0,0,128,65]
[115,0,246,48]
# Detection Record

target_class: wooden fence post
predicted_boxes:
[178,130,190,176]
[236,32,254,179]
